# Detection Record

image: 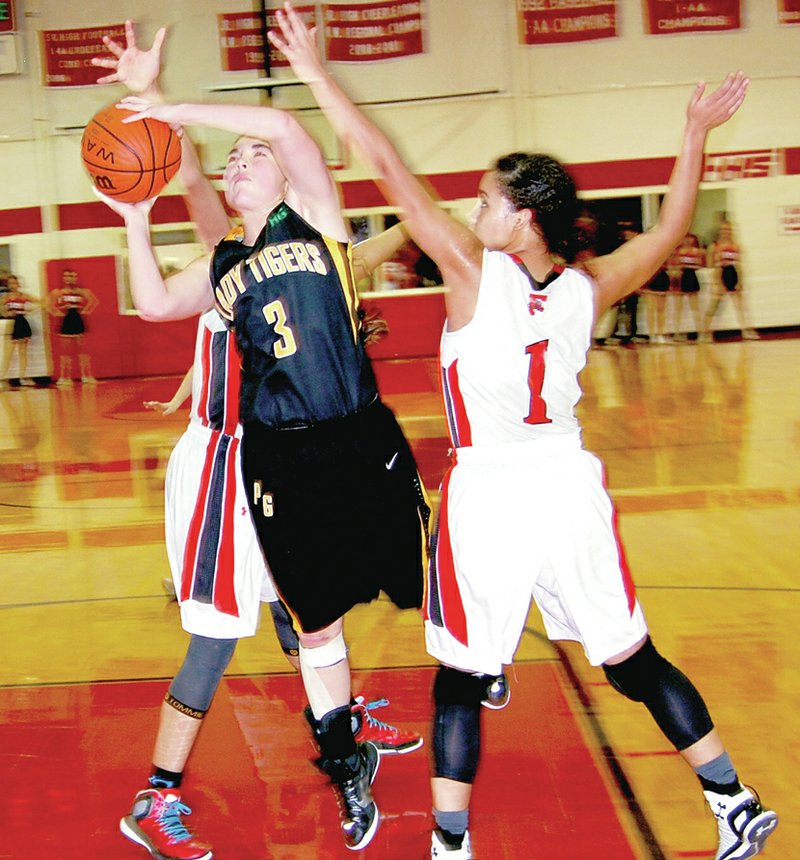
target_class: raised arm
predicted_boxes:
[588,73,748,317]
[92,21,231,251]
[116,97,346,242]
[351,221,411,286]
[144,365,193,415]
[269,3,484,325]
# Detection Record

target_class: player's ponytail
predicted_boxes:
[493,153,579,262]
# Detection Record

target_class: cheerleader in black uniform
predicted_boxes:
[644,258,673,344]
[47,269,99,385]
[673,233,705,340]
[702,219,758,341]
[1,275,38,388]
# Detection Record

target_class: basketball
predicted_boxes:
[81,104,182,204]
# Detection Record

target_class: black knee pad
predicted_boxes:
[169,634,237,713]
[603,638,714,750]
[268,599,299,657]
[603,638,665,702]
[434,666,489,707]
[432,667,485,783]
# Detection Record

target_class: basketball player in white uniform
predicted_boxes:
[162,308,273,639]
[274,8,777,860]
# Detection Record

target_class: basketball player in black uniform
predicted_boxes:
[94,51,429,856]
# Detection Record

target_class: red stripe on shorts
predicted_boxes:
[432,464,469,645]
[213,436,240,616]
[197,326,212,426]
[602,465,637,615]
[443,359,472,448]
[180,434,219,601]
[222,334,241,437]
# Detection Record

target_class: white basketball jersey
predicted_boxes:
[440,251,595,447]
[190,310,243,438]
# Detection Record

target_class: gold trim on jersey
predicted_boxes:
[215,239,330,321]
[323,236,360,344]
[223,225,245,243]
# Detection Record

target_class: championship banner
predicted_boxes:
[0,0,15,34]
[778,0,800,24]
[643,1,740,35]
[702,149,784,182]
[322,2,424,62]
[778,206,800,235]
[517,1,617,45]
[218,6,315,72]
[40,24,126,87]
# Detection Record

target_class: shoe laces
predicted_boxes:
[329,750,371,818]
[155,796,195,842]
[358,697,396,733]
[337,774,370,820]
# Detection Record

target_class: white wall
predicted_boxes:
[1,0,798,350]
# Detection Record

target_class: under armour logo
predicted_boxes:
[528,293,548,316]
[714,800,728,820]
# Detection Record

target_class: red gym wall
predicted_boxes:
[43,257,446,382]
[45,257,197,379]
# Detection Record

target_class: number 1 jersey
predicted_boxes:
[440,250,595,448]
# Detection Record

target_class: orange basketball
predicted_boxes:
[81,104,182,204]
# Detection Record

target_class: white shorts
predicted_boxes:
[164,421,277,639]
[424,434,648,676]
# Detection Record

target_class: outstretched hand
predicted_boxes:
[267,2,325,84]
[686,71,749,133]
[91,20,166,96]
[143,399,178,415]
[91,185,156,219]
[115,95,180,125]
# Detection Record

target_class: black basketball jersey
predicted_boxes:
[211,202,377,428]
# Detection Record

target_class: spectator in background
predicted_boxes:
[702,217,758,341]
[47,269,99,385]
[644,254,672,345]
[1,275,39,389]
[573,212,599,267]
[608,221,647,345]
[378,215,443,291]
[673,232,705,341]
[0,271,10,311]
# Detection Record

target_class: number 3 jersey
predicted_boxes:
[211,201,378,428]
[440,250,595,447]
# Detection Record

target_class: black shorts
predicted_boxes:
[242,399,429,633]
[60,308,85,336]
[680,269,700,294]
[721,265,739,291]
[11,315,32,340]
[647,270,670,292]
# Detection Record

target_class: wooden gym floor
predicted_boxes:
[0,334,796,859]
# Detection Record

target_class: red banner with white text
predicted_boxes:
[778,0,800,24]
[322,1,424,62]
[517,1,617,45]
[40,24,126,87]
[0,0,15,34]
[218,6,316,72]
[643,0,740,35]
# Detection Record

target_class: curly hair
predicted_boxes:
[493,153,579,262]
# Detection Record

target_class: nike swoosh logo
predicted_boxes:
[385,452,399,470]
